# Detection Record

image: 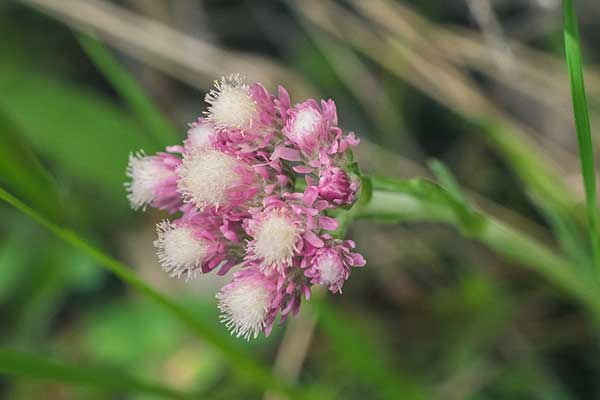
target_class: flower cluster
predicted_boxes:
[126,74,365,339]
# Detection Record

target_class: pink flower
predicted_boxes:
[304,239,366,293]
[154,209,241,280]
[205,74,259,132]
[217,264,313,339]
[217,268,280,340]
[204,75,281,153]
[176,147,259,210]
[243,201,305,273]
[278,98,360,174]
[317,167,360,206]
[283,99,337,157]
[126,74,367,340]
[125,150,182,213]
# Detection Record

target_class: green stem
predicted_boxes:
[358,189,600,318]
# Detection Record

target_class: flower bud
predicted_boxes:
[317,167,359,206]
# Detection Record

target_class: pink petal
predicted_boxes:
[314,200,329,211]
[352,253,366,266]
[302,186,318,206]
[304,230,324,248]
[293,165,313,174]
[303,285,312,300]
[272,145,301,162]
[264,183,276,194]
[319,216,339,231]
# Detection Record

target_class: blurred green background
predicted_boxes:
[2,0,600,399]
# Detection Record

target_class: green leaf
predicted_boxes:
[77,34,180,148]
[82,300,195,366]
[0,348,195,399]
[427,159,468,208]
[533,194,593,275]
[0,213,40,303]
[0,110,62,221]
[0,66,155,210]
[427,159,485,235]
[0,186,307,399]
[563,0,600,271]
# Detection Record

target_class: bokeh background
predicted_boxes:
[2,0,600,399]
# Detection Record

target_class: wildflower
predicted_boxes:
[125,151,181,213]
[176,147,258,210]
[217,268,279,340]
[304,239,366,293]
[154,210,241,279]
[204,74,279,136]
[154,220,209,279]
[126,74,367,340]
[317,166,360,206]
[204,74,258,131]
[283,99,337,156]
[208,77,282,153]
[244,203,304,273]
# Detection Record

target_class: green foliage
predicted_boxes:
[0,110,62,221]
[0,65,154,213]
[563,0,600,272]
[370,175,484,235]
[0,349,195,399]
[77,34,180,148]
[427,159,485,235]
[0,187,306,399]
[363,177,600,318]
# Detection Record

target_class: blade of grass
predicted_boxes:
[426,159,484,235]
[0,110,62,222]
[0,348,193,399]
[0,186,307,400]
[76,33,180,148]
[563,0,600,272]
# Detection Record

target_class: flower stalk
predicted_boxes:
[359,186,600,319]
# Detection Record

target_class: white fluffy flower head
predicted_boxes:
[288,108,320,142]
[205,74,257,130]
[316,253,343,287]
[154,221,208,279]
[126,152,171,210]
[217,278,271,340]
[252,211,300,269]
[177,149,241,208]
